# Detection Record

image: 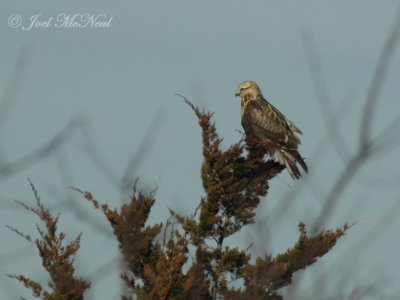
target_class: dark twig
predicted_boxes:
[312,7,400,232]
[0,44,32,133]
[360,7,400,148]
[56,154,111,235]
[266,92,350,230]
[343,198,400,262]
[80,119,120,187]
[120,108,167,195]
[302,31,351,162]
[0,117,83,180]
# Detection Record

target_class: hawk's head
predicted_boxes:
[235,81,262,99]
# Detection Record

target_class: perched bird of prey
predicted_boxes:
[235,81,308,179]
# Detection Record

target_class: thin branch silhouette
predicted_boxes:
[0,44,32,133]
[120,108,167,195]
[0,117,84,181]
[312,6,400,232]
[302,31,351,163]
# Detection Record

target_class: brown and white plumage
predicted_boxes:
[235,81,307,179]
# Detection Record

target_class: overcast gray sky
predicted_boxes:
[1,1,400,299]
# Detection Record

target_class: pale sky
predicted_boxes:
[1,1,400,299]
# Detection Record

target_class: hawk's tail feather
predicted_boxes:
[288,148,308,173]
[273,148,308,180]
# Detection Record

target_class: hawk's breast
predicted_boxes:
[240,94,253,116]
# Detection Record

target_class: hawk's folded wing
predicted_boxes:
[241,98,300,149]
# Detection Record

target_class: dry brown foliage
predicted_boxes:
[7,180,90,300]
[9,102,348,299]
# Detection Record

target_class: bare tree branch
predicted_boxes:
[360,6,400,148]
[265,93,350,230]
[120,108,167,194]
[55,154,111,235]
[0,117,83,180]
[343,197,400,261]
[80,119,121,187]
[312,7,400,232]
[302,31,351,162]
[0,44,32,133]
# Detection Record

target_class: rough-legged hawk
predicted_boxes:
[235,80,308,179]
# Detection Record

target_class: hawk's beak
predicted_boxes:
[235,92,240,97]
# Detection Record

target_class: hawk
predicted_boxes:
[235,81,308,179]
